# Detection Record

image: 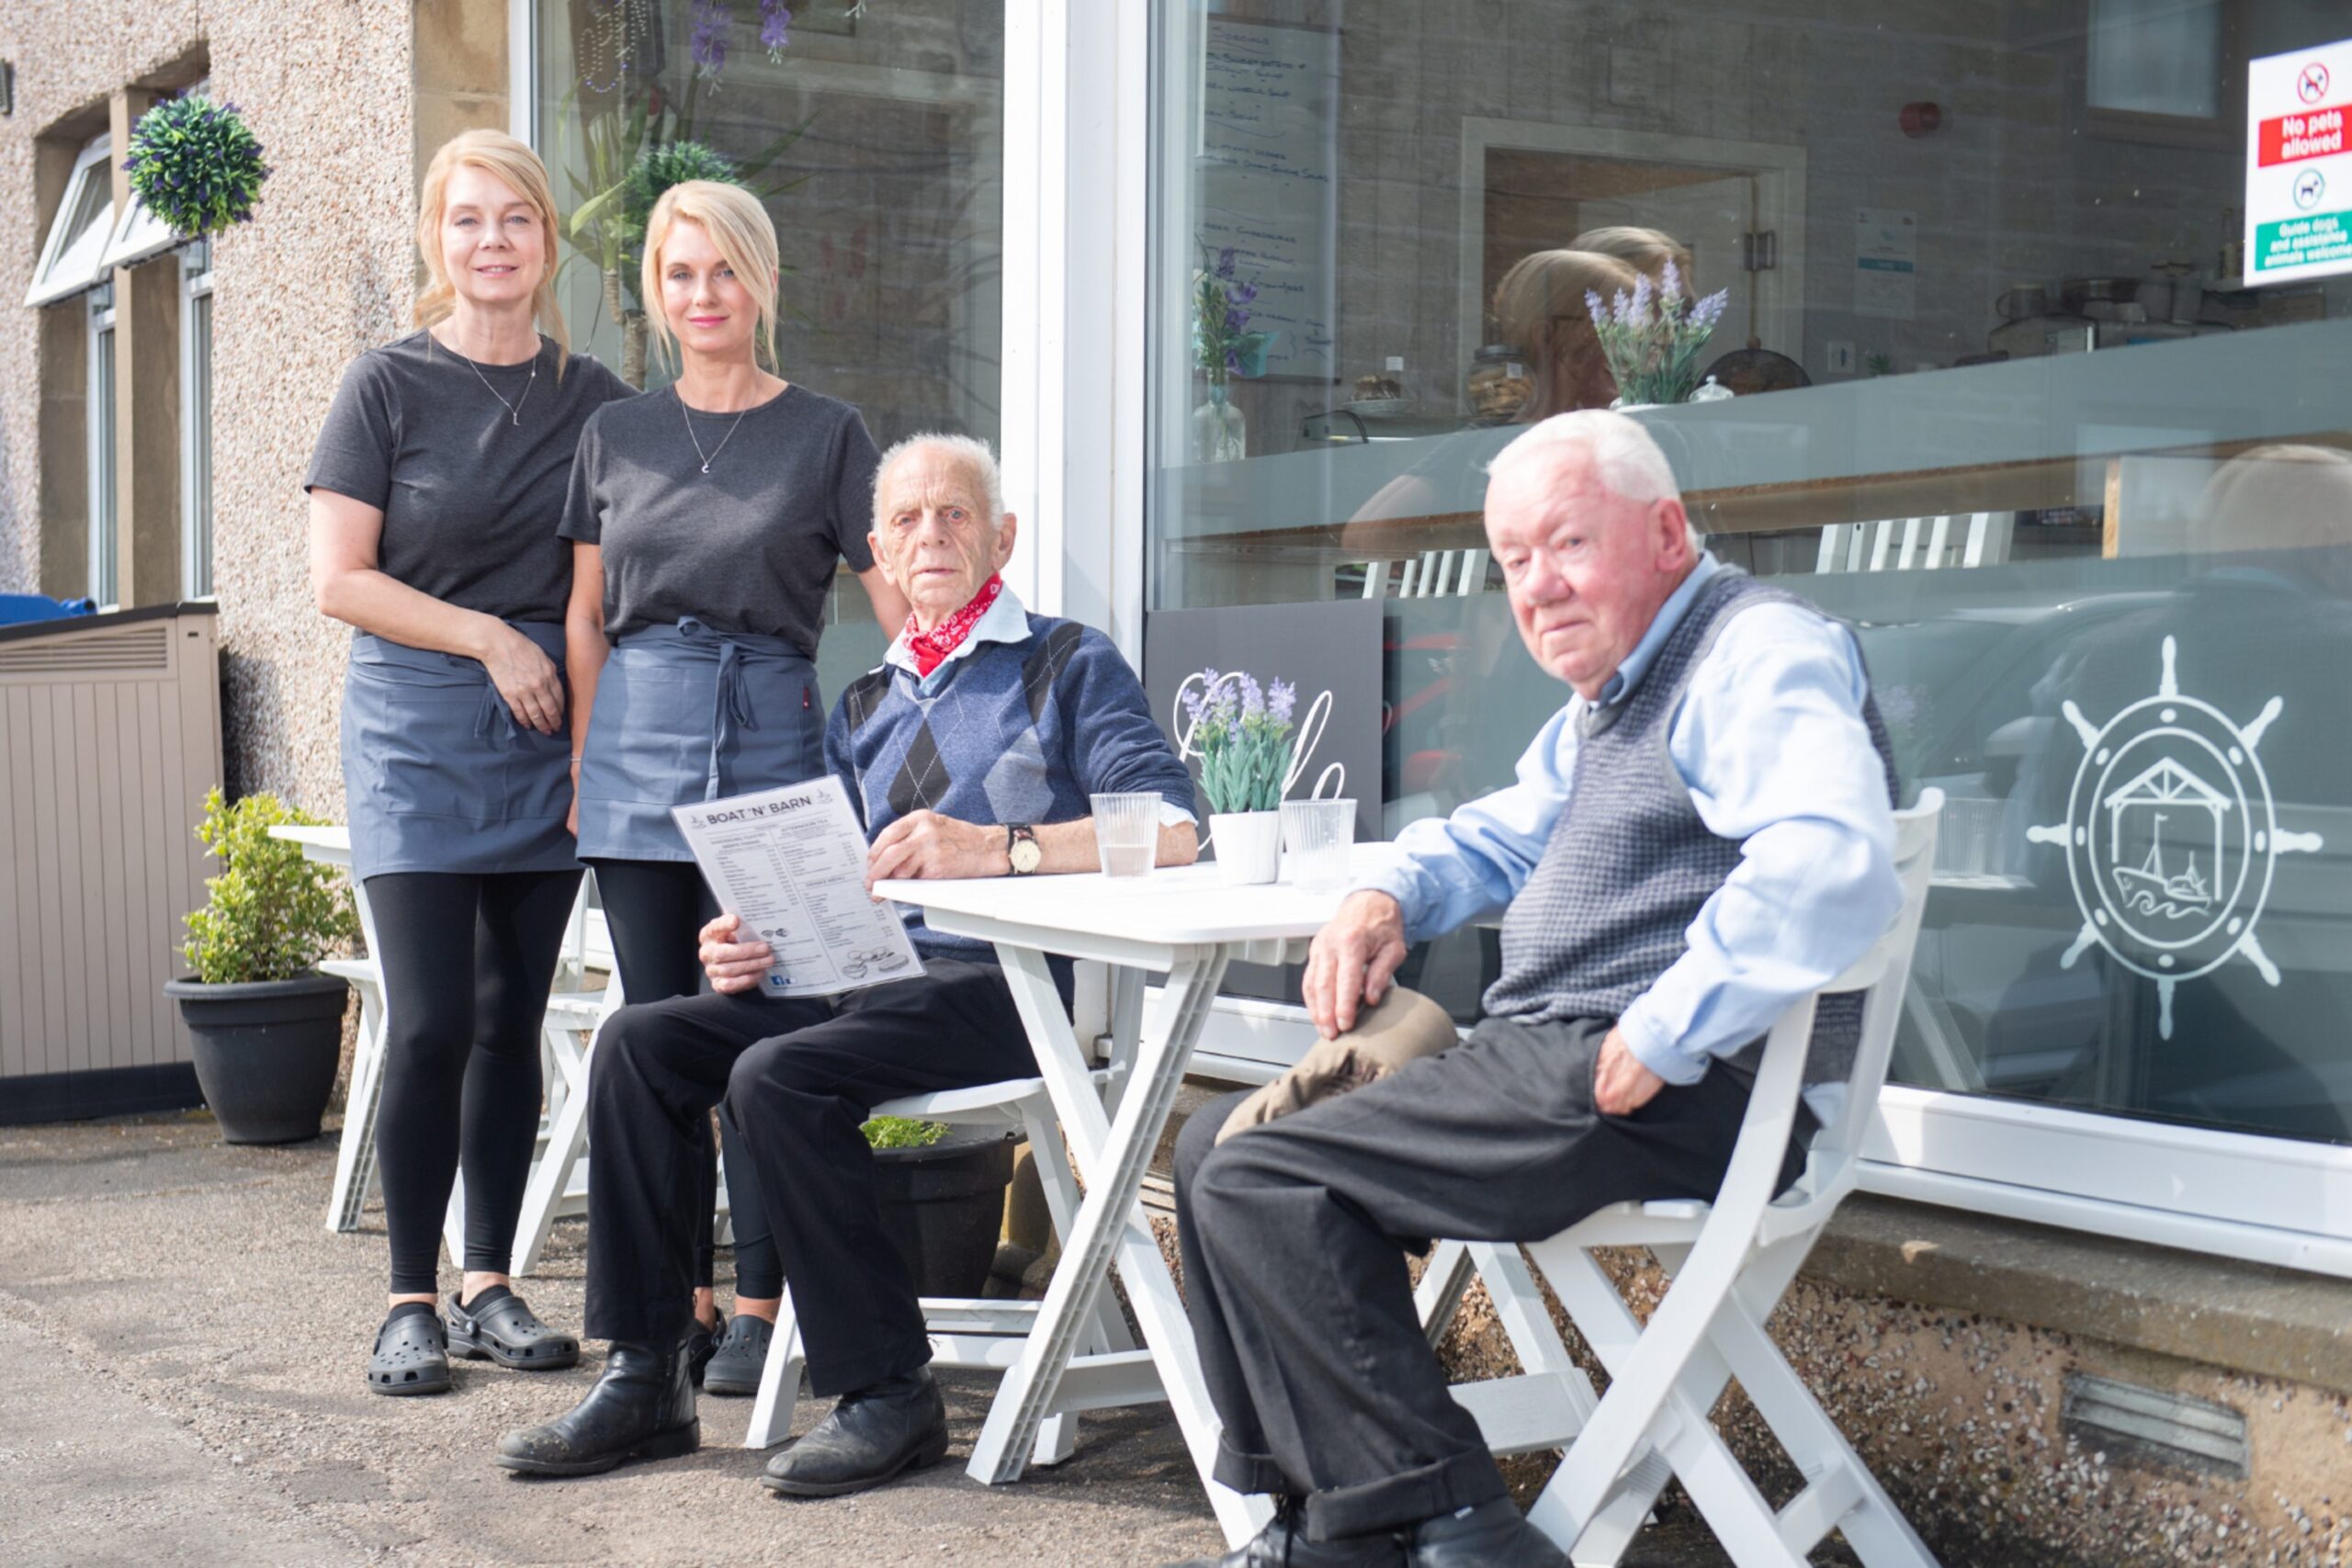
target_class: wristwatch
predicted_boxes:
[1004,823,1043,876]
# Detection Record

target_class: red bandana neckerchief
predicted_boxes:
[904,573,1005,678]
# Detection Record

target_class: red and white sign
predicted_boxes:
[2247,38,2352,285]
[2258,107,2345,166]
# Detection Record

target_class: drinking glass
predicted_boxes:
[1281,797,1355,889]
[1091,792,1162,878]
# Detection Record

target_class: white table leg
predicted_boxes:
[971,942,1272,1547]
[325,981,386,1234]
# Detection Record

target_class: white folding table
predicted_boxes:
[872,858,1360,1546]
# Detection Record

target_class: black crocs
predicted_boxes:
[701,1313,775,1397]
[446,1288,581,1371]
[368,1305,451,1396]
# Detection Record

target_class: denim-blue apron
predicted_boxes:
[339,621,578,883]
[575,617,826,862]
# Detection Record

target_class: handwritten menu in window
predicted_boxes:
[1197,17,1340,378]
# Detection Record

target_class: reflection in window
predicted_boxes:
[534,0,1003,704]
[1145,0,2352,1146]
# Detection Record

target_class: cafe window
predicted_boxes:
[532,0,1004,700]
[1143,2,2352,1257]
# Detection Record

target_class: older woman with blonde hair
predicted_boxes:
[560,178,909,1398]
[308,128,633,1394]
[1492,247,1642,420]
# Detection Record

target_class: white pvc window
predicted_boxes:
[86,286,119,609]
[27,134,115,309]
[180,241,214,599]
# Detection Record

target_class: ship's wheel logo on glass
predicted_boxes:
[2026,637,2324,1038]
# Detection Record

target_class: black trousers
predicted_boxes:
[587,859,781,1299]
[1173,1014,1807,1541]
[582,959,1035,1395]
[367,869,582,1294]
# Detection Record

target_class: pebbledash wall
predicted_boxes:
[0,0,500,814]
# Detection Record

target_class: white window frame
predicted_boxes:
[180,240,215,600]
[28,133,116,309]
[85,285,119,610]
[1093,6,2352,1280]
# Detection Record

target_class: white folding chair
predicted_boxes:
[1357,547,1490,600]
[1815,514,2012,575]
[741,1069,1138,1464]
[1425,790,1943,1567]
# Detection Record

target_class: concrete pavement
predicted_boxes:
[0,1113,1227,1567]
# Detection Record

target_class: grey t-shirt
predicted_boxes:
[558,383,880,655]
[304,331,631,622]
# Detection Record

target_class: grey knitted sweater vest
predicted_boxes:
[1483,568,1898,1084]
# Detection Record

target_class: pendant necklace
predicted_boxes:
[455,342,537,426]
[680,391,753,475]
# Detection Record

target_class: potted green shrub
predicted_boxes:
[864,1115,1015,1298]
[163,790,357,1144]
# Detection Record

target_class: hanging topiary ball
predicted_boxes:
[621,139,744,241]
[123,94,270,239]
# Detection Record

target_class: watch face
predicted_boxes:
[1010,838,1044,874]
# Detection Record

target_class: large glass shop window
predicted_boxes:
[1146,1,2352,1147]
[536,0,1004,695]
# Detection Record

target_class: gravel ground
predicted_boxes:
[0,1113,1228,1568]
[0,1111,1761,1566]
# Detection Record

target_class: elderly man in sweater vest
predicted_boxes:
[1167,411,1903,1568]
[498,434,1198,1495]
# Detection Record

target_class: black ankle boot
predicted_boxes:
[493,1338,698,1477]
[1162,1498,1405,1567]
[1402,1498,1566,1567]
[759,1366,949,1498]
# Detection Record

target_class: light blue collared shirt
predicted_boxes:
[1355,554,1901,1089]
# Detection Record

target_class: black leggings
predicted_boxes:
[589,859,783,1301]
[367,869,581,1295]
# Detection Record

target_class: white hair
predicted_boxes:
[872,432,1007,529]
[1486,409,1678,502]
[1485,409,1702,551]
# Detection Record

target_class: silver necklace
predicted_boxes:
[455,344,537,426]
[679,393,753,475]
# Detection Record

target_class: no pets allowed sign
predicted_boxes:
[2246,37,2352,284]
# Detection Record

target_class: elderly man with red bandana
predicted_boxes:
[497,433,1199,1498]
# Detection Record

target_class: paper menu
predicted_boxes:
[671,777,923,998]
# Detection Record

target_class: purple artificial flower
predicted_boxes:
[690,0,733,79]
[1216,246,1238,279]
[1181,686,1206,727]
[1628,272,1654,328]
[1234,280,1258,304]
[1238,672,1265,718]
[1224,307,1244,333]
[1225,349,1240,374]
[1586,288,1609,328]
[1267,678,1297,726]
[759,0,790,57]
[1610,288,1634,328]
[1692,289,1730,331]
[1658,255,1683,303]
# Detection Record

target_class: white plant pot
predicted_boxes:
[1208,810,1283,886]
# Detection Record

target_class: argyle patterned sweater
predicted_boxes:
[827,613,1196,965]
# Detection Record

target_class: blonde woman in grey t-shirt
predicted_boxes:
[308,130,630,1398]
[560,180,909,1399]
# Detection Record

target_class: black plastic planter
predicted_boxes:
[163,972,350,1145]
[871,1126,1016,1298]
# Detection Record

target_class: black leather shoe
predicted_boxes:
[701,1313,775,1397]
[759,1366,949,1497]
[684,1315,719,1388]
[1162,1499,1405,1567]
[493,1339,698,1477]
[1402,1499,1566,1567]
